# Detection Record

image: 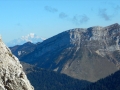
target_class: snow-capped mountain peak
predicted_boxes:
[7,33,45,47]
[21,33,36,40]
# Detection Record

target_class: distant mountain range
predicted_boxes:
[10,23,120,83]
[6,33,45,47]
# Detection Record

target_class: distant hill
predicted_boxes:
[10,42,38,59]
[83,70,120,90]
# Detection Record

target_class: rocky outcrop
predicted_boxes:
[20,23,120,82]
[0,37,34,90]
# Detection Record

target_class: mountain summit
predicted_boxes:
[6,33,45,47]
[0,36,34,90]
[16,23,120,82]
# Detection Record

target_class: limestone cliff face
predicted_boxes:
[0,37,34,90]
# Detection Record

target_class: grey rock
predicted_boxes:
[0,37,34,90]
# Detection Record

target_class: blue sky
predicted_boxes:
[0,0,120,43]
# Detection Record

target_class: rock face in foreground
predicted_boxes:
[0,37,34,90]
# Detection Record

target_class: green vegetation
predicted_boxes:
[8,53,12,57]
[83,70,120,90]
[27,68,90,90]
